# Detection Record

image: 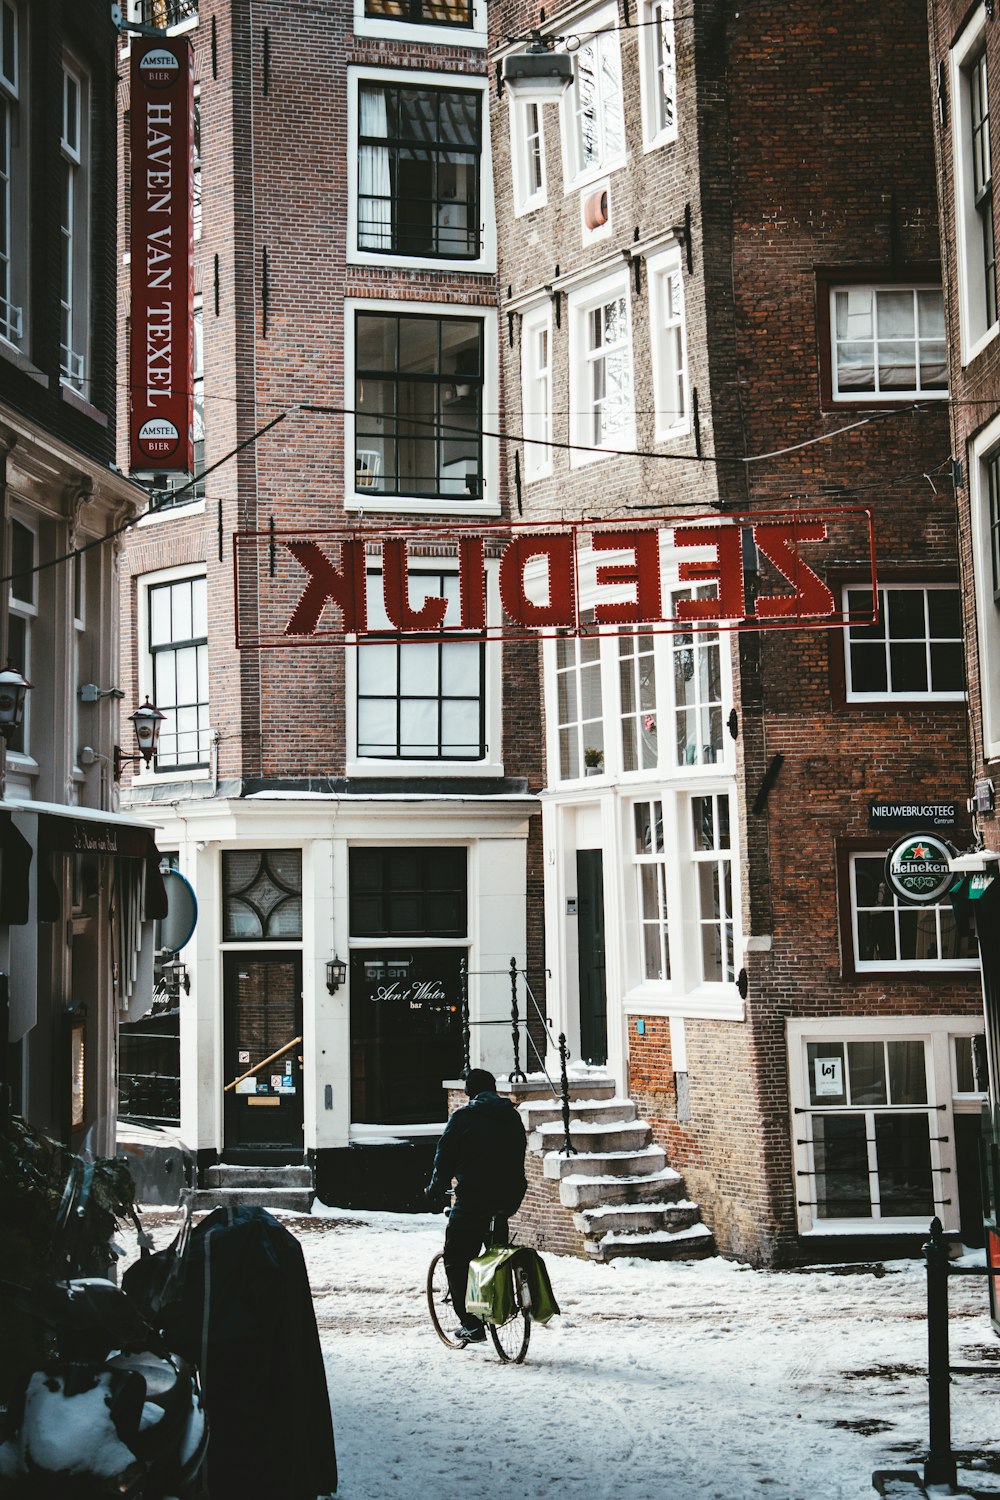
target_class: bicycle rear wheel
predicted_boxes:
[427,1252,464,1349]
[487,1264,531,1364]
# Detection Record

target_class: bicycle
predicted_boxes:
[426,1204,531,1364]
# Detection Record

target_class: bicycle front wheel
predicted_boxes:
[427,1251,464,1349]
[487,1264,531,1364]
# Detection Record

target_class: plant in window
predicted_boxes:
[584,745,604,771]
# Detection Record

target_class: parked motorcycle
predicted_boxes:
[0,1126,209,1498]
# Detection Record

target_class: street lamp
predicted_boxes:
[326,955,347,994]
[114,697,166,780]
[0,661,30,743]
[502,33,574,103]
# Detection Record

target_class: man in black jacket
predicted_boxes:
[426,1069,527,1344]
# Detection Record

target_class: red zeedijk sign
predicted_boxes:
[233,508,877,647]
[129,38,194,475]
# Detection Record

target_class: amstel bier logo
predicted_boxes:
[884,832,955,905]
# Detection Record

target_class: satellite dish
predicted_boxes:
[158,868,198,955]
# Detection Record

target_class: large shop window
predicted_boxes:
[357,570,485,761]
[222,849,302,941]
[632,792,735,990]
[0,0,27,350]
[849,852,978,971]
[843,583,964,700]
[148,574,210,770]
[563,9,626,185]
[827,285,947,401]
[349,847,467,1124]
[357,80,482,262]
[354,310,484,501]
[790,1023,987,1236]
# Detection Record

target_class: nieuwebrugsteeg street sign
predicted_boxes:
[869,801,958,829]
[884,832,956,905]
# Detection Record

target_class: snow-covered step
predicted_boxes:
[518,1097,638,1131]
[544,1143,666,1182]
[204,1165,312,1189]
[194,1163,314,1214]
[572,1199,702,1237]
[586,1224,716,1262]
[531,1119,651,1155]
[558,1165,684,1210]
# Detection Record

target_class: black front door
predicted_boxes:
[577,849,608,1066]
[223,953,304,1156]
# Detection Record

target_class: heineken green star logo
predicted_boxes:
[884,833,954,904]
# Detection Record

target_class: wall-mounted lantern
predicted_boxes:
[326,955,347,994]
[114,698,166,780]
[0,661,31,743]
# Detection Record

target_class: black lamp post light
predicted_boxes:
[502,32,575,103]
[114,698,166,781]
[326,955,347,994]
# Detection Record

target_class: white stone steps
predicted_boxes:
[572,1199,701,1236]
[518,1097,638,1130]
[543,1143,666,1181]
[558,1165,684,1210]
[531,1119,651,1155]
[586,1224,716,1262]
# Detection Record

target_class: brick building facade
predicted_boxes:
[116,0,544,1200]
[490,0,984,1263]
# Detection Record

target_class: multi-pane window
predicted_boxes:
[354,311,484,500]
[7,516,34,755]
[60,62,87,392]
[521,306,552,480]
[989,452,1000,601]
[357,82,481,260]
[349,846,467,936]
[691,793,734,983]
[650,250,687,436]
[804,1038,935,1221]
[364,0,472,27]
[619,629,656,772]
[357,570,484,760]
[148,575,210,770]
[192,90,202,242]
[640,0,677,147]
[511,99,545,214]
[569,282,632,453]
[556,614,603,778]
[844,584,964,699]
[672,598,723,766]
[850,853,978,969]
[830,287,947,399]
[0,0,24,348]
[634,798,669,982]
[971,49,998,332]
[567,18,625,181]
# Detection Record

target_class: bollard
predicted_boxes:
[924,1216,957,1490]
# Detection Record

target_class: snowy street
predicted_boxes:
[127,1207,1000,1500]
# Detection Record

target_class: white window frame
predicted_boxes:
[842,582,965,703]
[788,1016,984,1237]
[0,0,26,351]
[828,284,948,402]
[510,97,546,216]
[135,565,211,784]
[647,244,689,440]
[638,0,677,152]
[520,301,553,481]
[344,295,500,516]
[567,268,634,466]
[346,67,494,273]
[7,509,37,770]
[967,410,1000,758]
[59,58,88,393]
[950,8,1000,365]
[559,6,626,190]
[351,0,487,51]
[345,559,503,779]
[848,851,979,973]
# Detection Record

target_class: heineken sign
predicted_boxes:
[884,832,955,905]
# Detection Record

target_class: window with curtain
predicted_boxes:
[830,286,947,400]
[357,81,481,260]
[354,311,484,499]
[364,0,472,27]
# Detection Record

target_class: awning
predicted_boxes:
[0,814,32,924]
[30,805,168,924]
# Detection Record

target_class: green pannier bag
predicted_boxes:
[465,1246,560,1326]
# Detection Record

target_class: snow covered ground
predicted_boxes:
[124,1206,1000,1500]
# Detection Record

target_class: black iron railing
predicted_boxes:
[137,0,199,26]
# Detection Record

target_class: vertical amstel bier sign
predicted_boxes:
[129,38,194,475]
